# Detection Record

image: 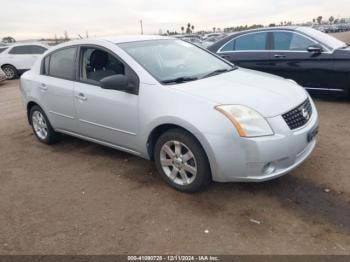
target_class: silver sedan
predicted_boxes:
[20,36,318,192]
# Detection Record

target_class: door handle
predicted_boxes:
[76,93,87,101]
[220,55,230,59]
[274,54,286,58]
[40,83,48,91]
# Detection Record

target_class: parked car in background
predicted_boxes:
[0,43,48,79]
[201,33,227,48]
[209,26,350,96]
[203,33,224,40]
[175,34,203,45]
[20,36,318,192]
[0,68,6,82]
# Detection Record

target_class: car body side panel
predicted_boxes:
[266,51,336,90]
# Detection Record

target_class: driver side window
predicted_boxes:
[80,47,125,83]
[273,32,315,51]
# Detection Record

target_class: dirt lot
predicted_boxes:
[331,31,350,43]
[0,78,349,255]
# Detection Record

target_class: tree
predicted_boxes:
[312,18,316,24]
[317,16,323,25]
[181,26,185,34]
[213,27,216,32]
[186,23,192,34]
[269,23,276,27]
[2,36,16,43]
[191,25,195,32]
[329,16,334,24]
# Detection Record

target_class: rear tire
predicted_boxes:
[29,105,60,144]
[2,65,18,80]
[154,128,211,193]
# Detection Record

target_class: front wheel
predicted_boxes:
[29,105,60,144]
[2,65,18,80]
[154,129,211,192]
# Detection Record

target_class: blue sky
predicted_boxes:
[1,0,349,40]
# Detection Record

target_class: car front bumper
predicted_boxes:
[206,99,319,183]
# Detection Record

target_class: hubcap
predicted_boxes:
[3,67,15,79]
[160,140,197,186]
[32,111,48,140]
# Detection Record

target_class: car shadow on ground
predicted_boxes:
[51,133,350,233]
[208,177,350,232]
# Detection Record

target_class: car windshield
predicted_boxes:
[297,27,347,50]
[118,39,234,84]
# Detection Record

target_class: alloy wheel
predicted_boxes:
[3,67,15,79]
[32,111,48,140]
[160,140,197,186]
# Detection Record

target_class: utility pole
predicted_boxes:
[140,20,144,35]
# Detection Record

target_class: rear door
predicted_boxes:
[38,47,78,132]
[267,30,335,89]
[217,31,271,72]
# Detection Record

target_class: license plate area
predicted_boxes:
[307,126,319,142]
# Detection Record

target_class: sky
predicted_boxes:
[0,0,349,40]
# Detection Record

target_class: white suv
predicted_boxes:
[0,43,48,79]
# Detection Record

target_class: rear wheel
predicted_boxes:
[29,105,60,144]
[154,129,211,192]
[2,65,18,80]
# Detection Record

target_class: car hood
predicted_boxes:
[172,68,307,118]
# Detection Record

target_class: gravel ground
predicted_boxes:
[0,76,349,255]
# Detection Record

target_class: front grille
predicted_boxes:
[282,99,312,130]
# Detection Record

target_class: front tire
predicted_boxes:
[29,105,60,144]
[2,65,18,80]
[154,129,211,192]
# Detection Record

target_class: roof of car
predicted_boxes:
[227,26,299,36]
[100,35,171,44]
[4,42,48,47]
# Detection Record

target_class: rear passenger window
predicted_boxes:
[48,47,76,80]
[9,46,32,54]
[221,32,267,52]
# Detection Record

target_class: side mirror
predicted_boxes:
[100,74,133,92]
[307,44,323,54]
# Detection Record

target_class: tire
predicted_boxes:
[29,105,60,144]
[154,128,211,192]
[2,65,18,80]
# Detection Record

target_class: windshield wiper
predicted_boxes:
[200,67,236,79]
[161,76,198,84]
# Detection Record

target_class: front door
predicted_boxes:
[74,46,139,152]
[267,31,335,90]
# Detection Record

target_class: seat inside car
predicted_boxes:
[86,49,124,81]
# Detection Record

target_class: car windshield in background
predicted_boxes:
[297,27,347,50]
[118,39,234,84]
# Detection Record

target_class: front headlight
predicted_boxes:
[215,105,274,137]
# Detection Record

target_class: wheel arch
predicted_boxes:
[146,121,217,180]
[26,101,43,125]
[1,63,18,71]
